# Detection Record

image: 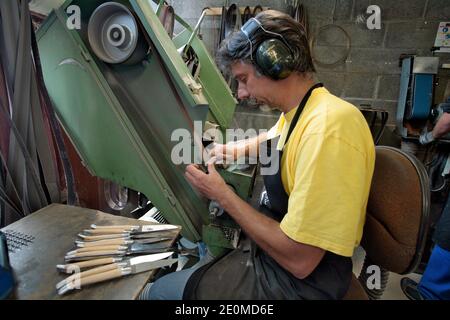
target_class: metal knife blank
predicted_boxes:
[83,224,178,235]
[75,236,172,248]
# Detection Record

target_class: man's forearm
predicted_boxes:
[238,131,268,158]
[433,113,450,139]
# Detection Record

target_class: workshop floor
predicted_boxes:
[352,246,421,300]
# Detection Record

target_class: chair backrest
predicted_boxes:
[361,146,430,274]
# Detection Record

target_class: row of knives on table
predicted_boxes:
[56,224,180,295]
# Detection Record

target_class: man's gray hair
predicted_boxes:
[216,10,315,77]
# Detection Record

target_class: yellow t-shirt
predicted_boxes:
[269,87,375,257]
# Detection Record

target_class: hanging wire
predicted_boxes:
[0,149,27,215]
[0,96,48,212]
[424,144,438,167]
[374,111,389,145]
[331,0,337,23]
[0,188,22,218]
[427,151,449,193]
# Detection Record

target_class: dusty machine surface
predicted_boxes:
[36,0,256,255]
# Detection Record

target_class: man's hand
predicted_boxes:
[433,112,450,139]
[185,159,325,280]
[185,161,231,203]
[420,113,450,145]
[207,132,268,164]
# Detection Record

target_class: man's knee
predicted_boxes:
[148,277,176,300]
[140,268,197,300]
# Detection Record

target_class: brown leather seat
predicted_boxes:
[343,146,430,300]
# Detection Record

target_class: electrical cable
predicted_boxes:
[0,151,24,214]
[374,111,388,145]
[0,192,23,219]
[427,151,449,193]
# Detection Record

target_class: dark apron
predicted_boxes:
[184,84,352,300]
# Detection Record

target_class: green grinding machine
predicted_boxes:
[36,0,256,256]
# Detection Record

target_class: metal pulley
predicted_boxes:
[88,2,148,64]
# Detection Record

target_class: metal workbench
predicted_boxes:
[1,204,180,300]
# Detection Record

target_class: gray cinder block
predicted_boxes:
[343,73,377,99]
[377,75,401,101]
[385,21,440,49]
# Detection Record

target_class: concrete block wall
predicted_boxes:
[166,0,450,131]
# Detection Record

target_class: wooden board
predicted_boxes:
[1,204,180,300]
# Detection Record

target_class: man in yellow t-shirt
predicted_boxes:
[274,86,375,258]
[144,10,375,300]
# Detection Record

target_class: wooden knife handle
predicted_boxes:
[85,229,129,235]
[58,268,128,294]
[74,245,126,253]
[80,268,126,286]
[57,258,118,273]
[78,239,129,247]
[56,263,120,289]
[91,225,137,230]
[66,250,124,259]
[79,234,126,241]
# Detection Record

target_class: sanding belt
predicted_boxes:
[157,4,175,39]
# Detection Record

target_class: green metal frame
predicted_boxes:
[36,0,254,252]
[132,0,237,129]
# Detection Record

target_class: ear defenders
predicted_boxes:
[240,18,295,80]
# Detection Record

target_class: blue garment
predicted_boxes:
[0,266,14,300]
[434,196,450,252]
[0,232,14,300]
[417,188,450,300]
[418,245,450,300]
[140,266,198,300]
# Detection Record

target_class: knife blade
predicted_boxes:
[128,257,178,274]
[64,244,176,262]
[78,230,178,242]
[126,251,175,264]
[75,236,173,248]
[66,240,173,257]
[83,224,178,235]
